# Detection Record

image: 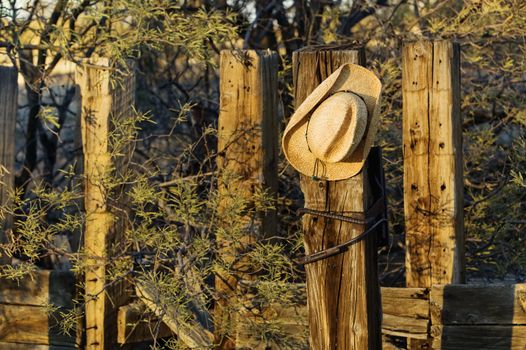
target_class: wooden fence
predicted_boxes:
[0,41,524,349]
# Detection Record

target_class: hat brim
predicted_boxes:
[282,63,382,181]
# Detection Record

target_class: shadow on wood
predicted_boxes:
[431,284,526,349]
[0,270,78,348]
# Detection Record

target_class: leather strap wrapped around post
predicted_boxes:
[296,191,387,265]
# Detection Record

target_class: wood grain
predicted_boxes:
[292,46,381,350]
[77,58,135,350]
[382,287,429,340]
[0,304,77,346]
[216,50,279,349]
[403,40,433,289]
[428,41,464,286]
[431,283,526,325]
[0,66,17,264]
[403,40,464,288]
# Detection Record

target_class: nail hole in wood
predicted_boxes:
[439,142,445,149]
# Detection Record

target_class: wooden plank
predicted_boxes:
[216,50,279,348]
[382,314,428,340]
[0,270,75,307]
[0,66,17,264]
[431,325,526,350]
[117,302,174,344]
[0,304,77,346]
[431,284,526,325]
[292,45,381,350]
[382,287,430,340]
[383,287,429,319]
[382,336,406,350]
[77,58,135,350]
[135,280,214,348]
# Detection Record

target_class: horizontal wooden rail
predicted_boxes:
[0,304,76,346]
[236,284,430,348]
[235,282,526,349]
[0,270,75,307]
[430,284,526,349]
[431,284,526,325]
[2,271,525,349]
[0,270,78,348]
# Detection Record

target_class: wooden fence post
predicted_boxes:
[216,50,279,348]
[0,66,17,265]
[403,40,464,346]
[292,46,382,350]
[77,58,135,350]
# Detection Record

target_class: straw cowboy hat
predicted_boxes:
[282,63,382,181]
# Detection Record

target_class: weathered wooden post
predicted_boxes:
[403,40,464,347]
[77,58,135,349]
[216,50,279,348]
[0,66,17,265]
[291,46,383,349]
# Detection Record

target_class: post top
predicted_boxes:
[294,42,364,54]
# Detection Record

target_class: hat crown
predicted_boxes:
[307,92,368,164]
[281,63,382,181]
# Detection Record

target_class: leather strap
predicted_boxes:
[295,195,387,265]
[295,218,387,265]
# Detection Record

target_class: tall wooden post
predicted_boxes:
[403,40,464,347]
[0,66,17,265]
[292,46,382,350]
[216,50,279,348]
[77,58,135,350]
